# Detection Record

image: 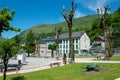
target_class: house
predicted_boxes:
[38,31,90,57]
[58,31,90,56]
[39,36,56,57]
[90,36,105,53]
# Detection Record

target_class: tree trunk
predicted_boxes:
[103,24,112,60]
[27,52,30,57]
[108,34,112,58]
[103,27,109,60]
[56,30,60,57]
[51,50,54,58]
[3,59,8,80]
[68,22,74,63]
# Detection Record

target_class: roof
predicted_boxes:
[41,36,56,43]
[41,31,86,43]
[94,36,104,41]
[59,31,85,40]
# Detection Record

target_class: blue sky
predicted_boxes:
[0,0,120,38]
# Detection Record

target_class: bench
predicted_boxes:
[86,63,98,71]
[49,61,61,68]
[0,64,21,73]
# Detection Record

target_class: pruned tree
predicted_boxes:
[0,39,19,80]
[55,26,62,57]
[60,1,75,63]
[0,7,20,34]
[97,5,113,60]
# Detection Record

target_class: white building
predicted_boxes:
[39,31,90,57]
[39,37,55,57]
[90,36,105,53]
[58,31,90,56]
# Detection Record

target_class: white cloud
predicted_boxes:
[74,10,86,18]
[75,0,114,12]
[88,0,107,11]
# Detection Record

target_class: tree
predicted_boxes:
[60,1,75,63]
[0,7,20,34]
[90,19,104,42]
[24,30,35,56]
[97,5,113,60]
[48,43,57,58]
[24,30,35,57]
[111,7,120,48]
[0,39,19,80]
[13,35,20,48]
[55,27,62,57]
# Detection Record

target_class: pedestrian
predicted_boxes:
[63,53,67,65]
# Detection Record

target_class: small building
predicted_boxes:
[90,36,105,53]
[39,36,56,57]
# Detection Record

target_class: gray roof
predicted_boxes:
[41,31,86,43]
[41,36,56,43]
[59,31,85,40]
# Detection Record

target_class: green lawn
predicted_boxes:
[0,63,120,80]
[75,55,120,61]
[111,56,120,61]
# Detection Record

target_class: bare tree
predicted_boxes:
[60,1,75,63]
[55,27,62,57]
[97,5,112,60]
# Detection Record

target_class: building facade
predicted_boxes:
[39,37,56,57]
[90,36,105,53]
[58,31,90,56]
[39,31,90,57]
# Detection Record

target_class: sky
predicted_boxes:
[0,0,120,38]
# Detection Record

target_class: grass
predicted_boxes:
[75,55,120,61]
[111,56,120,61]
[0,63,120,80]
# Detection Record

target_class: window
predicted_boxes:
[76,45,78,49]
[59,45,62,48]
[66,50,68,53]
[73,39,74,43]
[63,45,65,48]
[63,40,65,43]
[66,45,68,49]
[75,50,79,54]
[76,39,78,43]
[66,40,68,44]
[59,50,62,53]
[59,40,62,44]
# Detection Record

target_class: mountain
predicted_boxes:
[18,14,98,42]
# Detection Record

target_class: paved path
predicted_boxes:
[0,57,120,76]
[75,58,120,63]
[0,58,63,76]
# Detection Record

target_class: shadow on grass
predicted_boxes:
[11,76,25,80]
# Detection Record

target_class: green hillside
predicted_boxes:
[19,14,98,42]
